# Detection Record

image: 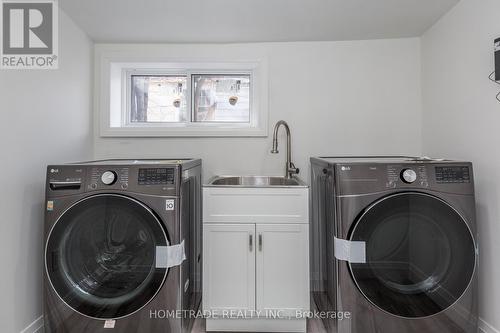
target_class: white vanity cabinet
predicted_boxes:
[202,185,310,332]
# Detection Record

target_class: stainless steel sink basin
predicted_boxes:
[206,176,307,187]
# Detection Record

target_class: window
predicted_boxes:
[192,74,250,123]
[128,74,251,125]
[130,75,187,123]
[96,47,268,137]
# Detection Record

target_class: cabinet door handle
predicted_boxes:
[258,234,263,252]
[249,234,253,252]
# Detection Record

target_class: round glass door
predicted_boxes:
[348,192,476,318]
[45,194,169,319]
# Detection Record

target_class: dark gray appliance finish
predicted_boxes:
[495,38,500,81]
[310,156,478,333]
[43,159,202,333]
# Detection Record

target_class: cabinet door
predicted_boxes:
[256,224,310,315]
[203,224,256,312]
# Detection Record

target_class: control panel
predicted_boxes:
[335,162,473,196]
[387,165,429,188]
[89,167,176,189]
[47,163,183,198]
[90,167,130,190]
[435,166,471,183]
[138,168,175,185]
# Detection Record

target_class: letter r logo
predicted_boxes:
[2,2,53,54]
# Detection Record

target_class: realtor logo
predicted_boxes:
[1,0,58,69]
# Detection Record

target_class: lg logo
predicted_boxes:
[1,0,58,69]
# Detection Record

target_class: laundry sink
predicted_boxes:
[207,175,307,187]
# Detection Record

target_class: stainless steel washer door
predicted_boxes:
[348,192,476,318]
[45,194,169,319]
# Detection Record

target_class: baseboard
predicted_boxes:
[480,318,500,333]
[20,316,44,333]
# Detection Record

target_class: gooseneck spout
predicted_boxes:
[271,120,299,179]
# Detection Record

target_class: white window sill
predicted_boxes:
[100,126,267,138]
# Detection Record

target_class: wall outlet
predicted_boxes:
[495,38,500,81]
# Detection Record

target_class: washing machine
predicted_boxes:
[43,159,202,333]
[310,156,478,333]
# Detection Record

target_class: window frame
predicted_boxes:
[96,49,268,137]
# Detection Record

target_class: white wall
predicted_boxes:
[421,0,500,331]
[0,10,93,333]
[94,39,423,181]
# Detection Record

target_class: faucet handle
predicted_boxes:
[288,163,300,175]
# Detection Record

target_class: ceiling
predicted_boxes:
[59,0,459,43]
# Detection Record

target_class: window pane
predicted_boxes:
[130,76,187,123]
[193,74,250,122]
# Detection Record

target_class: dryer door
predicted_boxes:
[46,194,169,319]
[348,192,476,318]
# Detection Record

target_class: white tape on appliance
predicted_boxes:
[334,237,366,263]
[156,240,186,268]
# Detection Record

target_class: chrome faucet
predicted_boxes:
[271,120,299,179]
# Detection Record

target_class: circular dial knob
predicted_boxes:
[401,169,417,184]
[101,171,117,185]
